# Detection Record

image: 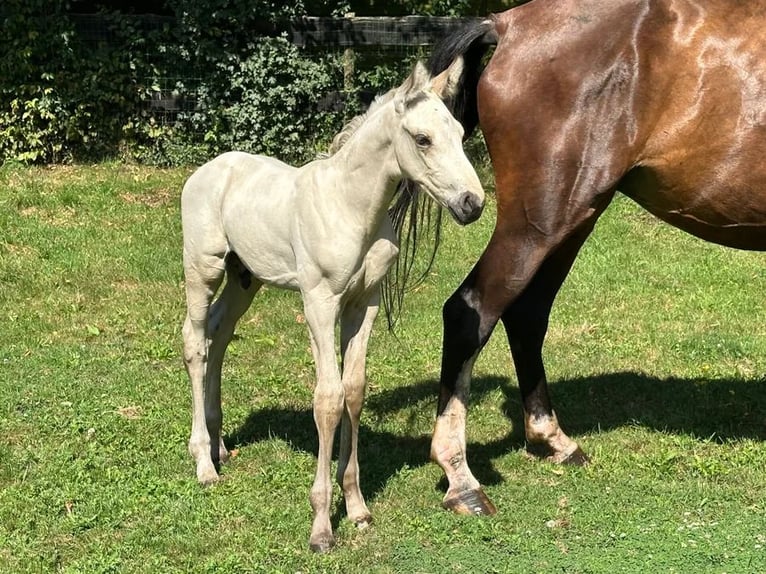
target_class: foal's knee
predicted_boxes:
[313,385,344,427]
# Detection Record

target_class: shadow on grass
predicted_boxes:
[226,376,515,514]
[227,370,766,512]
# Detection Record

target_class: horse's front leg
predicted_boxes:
[302,288,344,553]
[336,227,397,529]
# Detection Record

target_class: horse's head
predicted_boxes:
[392,60,485,225]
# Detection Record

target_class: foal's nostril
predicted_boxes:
[457,191,484,222]
[461,192,478,212]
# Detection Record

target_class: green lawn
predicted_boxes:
[0,163,765,573]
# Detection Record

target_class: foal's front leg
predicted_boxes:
[337,291,380,529]
[336,230,397,529]
[302,288,344,553]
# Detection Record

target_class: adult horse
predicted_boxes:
[427,0,766,515]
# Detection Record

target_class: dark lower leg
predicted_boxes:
[432,283,499,515]
[502,230,595,465]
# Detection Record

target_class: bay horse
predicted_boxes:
[427,0,766,515]
[180,59,484,552]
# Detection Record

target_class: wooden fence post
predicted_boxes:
[343,13,356,92]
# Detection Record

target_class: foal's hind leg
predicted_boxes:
[204,254,261,466]
[183,255,226,485]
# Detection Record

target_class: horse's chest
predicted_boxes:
[304,230,399,298]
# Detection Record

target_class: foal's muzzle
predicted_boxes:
[448,191,484,225]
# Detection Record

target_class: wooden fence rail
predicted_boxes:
[288,15,491,48]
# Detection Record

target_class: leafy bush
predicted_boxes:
[0,0,497,166]
[216,36,345,163]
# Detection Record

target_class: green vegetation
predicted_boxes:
[1,164,765,573]
[0,1,520,166]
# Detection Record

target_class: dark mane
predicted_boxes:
[382,180,442,330]
[427,18,496,136]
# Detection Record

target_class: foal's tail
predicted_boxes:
[381,18,498,330]
[427,17,498,137]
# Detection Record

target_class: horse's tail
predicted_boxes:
[381,19,497,330]
[427,17,498,137]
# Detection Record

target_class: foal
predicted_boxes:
[181,59,484,552]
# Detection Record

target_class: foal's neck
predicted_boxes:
[327,102,401,220]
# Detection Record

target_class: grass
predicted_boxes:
[1,162,765,573]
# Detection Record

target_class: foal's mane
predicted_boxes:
[322,89,443,329]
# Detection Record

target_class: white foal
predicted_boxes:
[181,59,484,552]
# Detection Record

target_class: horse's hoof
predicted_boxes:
[563,447,590,466]
[354,514,373,530]
[442,488,497,516]
[196,464,220,486]
[309,534,335,553]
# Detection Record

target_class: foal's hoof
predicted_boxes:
[354,514,373,530]
[442,488,497,516]
[309,534,336,554]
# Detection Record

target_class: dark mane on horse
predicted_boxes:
[427,18,496,136]
[322,88,444,330]
[384,178,442,329]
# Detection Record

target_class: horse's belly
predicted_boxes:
[225,220,299,289]
[621,166,766,250]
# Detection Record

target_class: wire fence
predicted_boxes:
[69,14,479,131]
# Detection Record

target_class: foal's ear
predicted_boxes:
[394,61,430,113]
[431,56,465,100]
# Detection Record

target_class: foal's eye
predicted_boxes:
[415,133,432,148]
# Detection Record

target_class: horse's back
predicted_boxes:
[183,151,294,203]
[483,0,766,249]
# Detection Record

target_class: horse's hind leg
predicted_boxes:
[204,253,261,466]
[337,292,380,529]
[500,229,592,466]
[183,253,226,485]
[431,257,500,516]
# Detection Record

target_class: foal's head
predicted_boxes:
[392,60,485,225]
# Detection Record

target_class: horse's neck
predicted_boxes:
[323,104,400,220]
